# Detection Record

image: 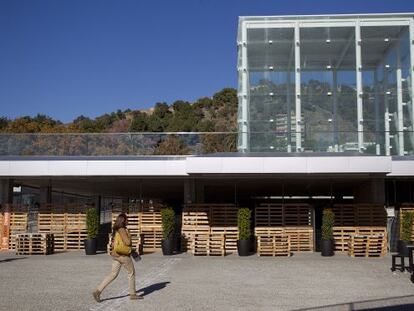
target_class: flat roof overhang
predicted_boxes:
[0,155,406,177]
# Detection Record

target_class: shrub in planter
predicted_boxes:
[85,207,99,255]
[399,211,414,256]
[237,207,251,256]
[161,207,175,255]
[321,208,335,257]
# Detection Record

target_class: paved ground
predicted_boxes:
[0,250,413,311]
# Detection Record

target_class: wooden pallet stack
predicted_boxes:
[255,203,314,253]
[192,233,226,256]
[332,204,387,254]
[140,202,163,253]
[7,205,28,250]
[181,204,239,254]
[255,227,290,256]
[348,234,387,257]
[16,233,54,255]
[38,204,86,251]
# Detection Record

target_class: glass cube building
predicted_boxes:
[237,13,414,155]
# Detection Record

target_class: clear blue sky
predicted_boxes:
[1,0,414,123]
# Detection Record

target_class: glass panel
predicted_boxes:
[361,25,412,155]
[300,26,356,152]
[247,27,295,151]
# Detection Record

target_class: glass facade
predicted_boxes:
[237,14,414,155]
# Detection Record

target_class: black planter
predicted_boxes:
[237,239,250,256]
[398,240,412,257]
[162,239,174,256]
[84,239,97,255]
[321,239,334,257]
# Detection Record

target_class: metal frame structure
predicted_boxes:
[237,13,414,155]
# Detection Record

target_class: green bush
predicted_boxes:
[161,207,175,240]
[321,208,335,240]
[238,208,251,240]
[86,207,99,240]
[401,211,414,241]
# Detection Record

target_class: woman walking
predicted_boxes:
[93,213,143,302]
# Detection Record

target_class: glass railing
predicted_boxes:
[0,131,413,156]
[0,132,238,156]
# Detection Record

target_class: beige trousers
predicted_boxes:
[97,255,136,296]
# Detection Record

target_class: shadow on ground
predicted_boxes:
[294,294,414,311]
[101,282,170,302]
[0,257,27,264]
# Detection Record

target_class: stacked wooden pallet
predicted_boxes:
[255,227,290,256]
[348,234,387,257]
[16,233,54,255]
[332,204,387,253]
[8,206,28,250]
[181,204,239,254]
[333,226,387,252]
[255,203,314,253]
[38,204,86,251]
[192,233,225,256]
[140,203,163,253]
[332,204,386,227]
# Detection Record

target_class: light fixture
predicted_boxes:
[327,92,332,96]
[268,40,273,44]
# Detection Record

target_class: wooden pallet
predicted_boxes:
[210,227,238,252]
[255,203,312,227]
[38,205,86,251]
[348,234,387,257]
[16,233,54,255]
[257,235,290,257]
[140,227,163,253]
[182,204,239,254]
[333,227,357,252]
[192,233,225,256]
[332,204,386,227]
[284,227,313,251]
[255,226,313,252]
[333,226,387,252]
[9,211,28,250]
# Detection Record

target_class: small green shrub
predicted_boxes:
[238,208,251,240]
[161,207,175,240]
[321,208,335,240]
[401,211,414,241]
[86,207,99,240]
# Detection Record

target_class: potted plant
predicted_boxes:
[399,210,414,257]
[321,208,335,257]
[161,207,175,255]
[85,207,99,255]
[237,207,251,256]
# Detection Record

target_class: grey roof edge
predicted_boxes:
[239,12,414,21]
